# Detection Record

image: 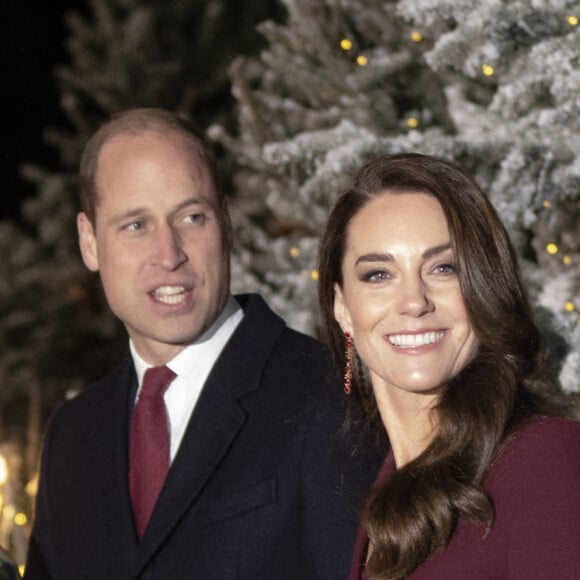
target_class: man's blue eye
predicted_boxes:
[185,213,205,224]
[126,221,145,231]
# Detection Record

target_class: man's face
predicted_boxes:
[77,131,231,365]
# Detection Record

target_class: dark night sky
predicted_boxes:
[3,2,81,222]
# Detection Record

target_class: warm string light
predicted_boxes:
[340,38,353,51]
[482,64,495,77]
[291,247,319,282]
[0,456,7,485]
[542,200,551,208]
[339,39,369,66]
[411,31,423,42]
[407,117,419,128]
[544,246,576,314]
[568,15,578,26]
[300,269,319,281]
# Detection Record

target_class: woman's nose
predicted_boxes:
[396,276,434,317]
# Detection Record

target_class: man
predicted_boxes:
[24,108,378,579]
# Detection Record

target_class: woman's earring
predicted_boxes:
[344,332,353,395]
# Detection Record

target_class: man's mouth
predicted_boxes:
[388,331,444,348]
[151,286,188,305]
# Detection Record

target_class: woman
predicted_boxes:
[318,153,580,579]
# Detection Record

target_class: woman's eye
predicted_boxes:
[361,270,390,282]
[433,262,457,275]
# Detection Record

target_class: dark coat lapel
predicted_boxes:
[110,360,140,559]
[85,357,141,573]
[129,295,287,577]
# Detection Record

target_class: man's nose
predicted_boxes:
[153,225,187,271]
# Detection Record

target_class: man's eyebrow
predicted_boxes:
[171,197,212,212]
[106,197,212,226]
[354,243,452,266]
[107,208,148,226]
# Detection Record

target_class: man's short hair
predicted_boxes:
[79,108,221,225]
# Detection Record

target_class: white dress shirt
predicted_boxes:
[130,295,243,462]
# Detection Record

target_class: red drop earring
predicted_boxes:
[344,332,353,395]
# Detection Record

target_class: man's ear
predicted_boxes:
[77,212,100,272]
[333,283,353,335]
[220,197,234,251]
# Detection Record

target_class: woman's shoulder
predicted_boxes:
[489,416,580,490]
[505,416,580,454]
[485,420,580,576]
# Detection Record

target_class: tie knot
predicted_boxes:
[140,365,176,399]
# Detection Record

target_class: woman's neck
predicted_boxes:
[373,386,439,467]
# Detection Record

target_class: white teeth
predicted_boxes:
[152,286,186,305]
[388,331,444,347]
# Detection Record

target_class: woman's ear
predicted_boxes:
[77,212,100,272]
[333,283,353,335]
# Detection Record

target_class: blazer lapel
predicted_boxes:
[128,294,286,578]
[90,358,141,575]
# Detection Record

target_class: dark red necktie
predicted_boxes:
[129,365,176,538]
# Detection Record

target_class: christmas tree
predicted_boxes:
[211,0,580,397]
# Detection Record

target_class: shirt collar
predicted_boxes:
[130,295,243,386]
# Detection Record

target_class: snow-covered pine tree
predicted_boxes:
[213,0,580,395]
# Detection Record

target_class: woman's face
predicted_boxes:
[334,192,479,403]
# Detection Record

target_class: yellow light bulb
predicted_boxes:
[26,475,38,497]
[568,15,579,26]
[546,243,559,255]
[565,302,576,313]
[356,55,368,66]
[563,255,572,265]
[542,200,551,208]
[14,512,28,526]
[311,270,319,281]
[0,456,8,486]
[411,31,423,42]
[340,38,353,51]
[482,64,495,76]
[289,246,300,257]
[407,117,419,128]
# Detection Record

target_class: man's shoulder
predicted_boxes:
[232,294,339,399]
[234,293,326,352]
[49,357,132,427]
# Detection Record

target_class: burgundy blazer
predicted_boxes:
[350,417,580,579]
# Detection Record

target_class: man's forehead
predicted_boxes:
[96,131,211,182]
